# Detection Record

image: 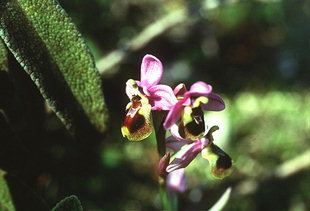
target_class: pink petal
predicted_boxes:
[166,135,193,152]
[186,81,213,97]
[166,141,202,173]
[201,92,225,111]
[147,84,177,110]
[166,169,187,193]
[173,83,187,96]
[167,130,210,150]
[200,137,210,148]
[163,100,184,129]
[140,54,163,88]
[181,96,192,106]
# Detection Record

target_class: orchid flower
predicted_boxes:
[163,82,225,140]
[122,55,232,211]
[122,54,177,141]
[125,54,177,110]
[166,126,232,179]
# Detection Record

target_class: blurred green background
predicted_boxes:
[1,0,309,210]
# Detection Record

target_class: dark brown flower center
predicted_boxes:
[179,106,205,139]
[211,144,232,169]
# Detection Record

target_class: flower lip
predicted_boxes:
[121,93,152,141]
[178,106,205,140]
[202,143,232,179]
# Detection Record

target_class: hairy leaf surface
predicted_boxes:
[0,0,108,135]
[52,195,83,211]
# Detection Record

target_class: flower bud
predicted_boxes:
[157,152,170,179]
[174,83,187,98]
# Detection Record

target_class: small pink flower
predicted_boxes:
[165,126,232,178]
[163,81,225,140]
[164,81,225,129]
[126,55,177,110]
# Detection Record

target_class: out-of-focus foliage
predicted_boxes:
[0,170,15,211]
[209,187,231,211]
[52,195,83,211]
[187,91,310,210]
[0,0,309,210]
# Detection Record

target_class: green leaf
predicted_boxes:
[0,0,108,135]
[4,172,49,211]
[0,170,15,211]
[209,187,232,211]
[0,39,8,72]
[52,195,83,211]
[0,40,11,109]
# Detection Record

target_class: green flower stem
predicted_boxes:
[152,111,167,157]
[152,111,177,210]
[158,179,178,211]
[170,190,178,211]
[159,182,172,211]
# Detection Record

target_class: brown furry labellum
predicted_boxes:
[121,95,152,141]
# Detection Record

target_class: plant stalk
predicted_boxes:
[152,111,178,210]
[152,111,167,157]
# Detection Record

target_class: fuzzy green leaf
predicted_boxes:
[0,170,15,211]
[0,39,10,109]
[0,0,108,135]
[0,39,8,72]
[52,195,83,211]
